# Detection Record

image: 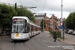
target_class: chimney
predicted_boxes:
[44,13,46,16]
[52,14,54,16]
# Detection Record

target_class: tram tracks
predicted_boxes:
[13,41,29,50]
[23,42,30,50]
[13,43,16,50]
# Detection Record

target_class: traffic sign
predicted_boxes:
[60,26,64,29]
[60,22,63,26]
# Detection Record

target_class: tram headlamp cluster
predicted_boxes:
[21,34,24,35]
[12,34,14,35]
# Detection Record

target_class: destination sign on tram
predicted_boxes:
[12,19,23,22]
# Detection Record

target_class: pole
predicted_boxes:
[43,19,44,32]
[63,21,64,41]
[61,0,63,39]
[15,3,17,11]
[43,21,44,32]
[52,15,53,30]
[49,18,50,30]
[63,28,64,40]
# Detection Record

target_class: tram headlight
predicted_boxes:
[11,34,14,35]
[21,34,24,35]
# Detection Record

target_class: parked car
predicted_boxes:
[68,29,73,34]
[64,29,68,33]
[72,30,75,34]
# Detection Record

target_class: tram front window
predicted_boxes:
[12,19,27,33]
[12,24,24,33]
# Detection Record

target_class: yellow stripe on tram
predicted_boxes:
[16,33,19,37]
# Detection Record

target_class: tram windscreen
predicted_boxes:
[12,18,26,33]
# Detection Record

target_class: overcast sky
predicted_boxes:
[0,0,75,18]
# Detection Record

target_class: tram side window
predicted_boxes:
[36,27,37,31]
[27,23,30,33]
[31,26,33,31]
[25,20,27,33]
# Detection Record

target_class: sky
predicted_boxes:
[0,0,75,18]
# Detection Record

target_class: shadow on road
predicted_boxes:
[11,40,29,43]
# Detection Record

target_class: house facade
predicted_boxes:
[34,13,59,31]
[45,14,58,31]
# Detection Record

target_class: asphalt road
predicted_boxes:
[65,33,75,40]
[0,31,75,50]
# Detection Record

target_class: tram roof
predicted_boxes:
[12,16,29,20]
[12,16,41,28]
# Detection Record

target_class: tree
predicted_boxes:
[0,4,17,28]
[40,19,46,29]
[0,4,35,28]
[0,3,36,32]
[65,12,75,29]
[17,8,35,22]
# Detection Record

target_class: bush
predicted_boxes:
[49,29,54,36]
[49,29,61,38]
[56,30,61,38]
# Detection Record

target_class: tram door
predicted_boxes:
[31,25,34,36]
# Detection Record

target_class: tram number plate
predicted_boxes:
[16,33,19,37]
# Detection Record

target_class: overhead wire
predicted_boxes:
[42,0,47,13]
[19,0,23,7]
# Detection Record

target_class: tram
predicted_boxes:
[11,16,41,40]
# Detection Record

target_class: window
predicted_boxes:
[12,19,25,33]
[27,23,30,33]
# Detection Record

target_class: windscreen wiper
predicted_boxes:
[18,27,24,33]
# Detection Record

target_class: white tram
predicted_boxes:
[11,16,41,40]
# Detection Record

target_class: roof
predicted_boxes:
[13,16,28,19]
[35,15,45,17]
[45,16,49,18]
[50,15,58,21]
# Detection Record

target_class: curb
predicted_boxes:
[57,38,75,46]
[57,38,62,42]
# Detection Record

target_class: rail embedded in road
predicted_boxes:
[12,41,29,50]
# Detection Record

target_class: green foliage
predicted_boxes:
[0,4,35,29]
[65,12,75,29]
[17,8,35,22]
[49,29,54,36]
[49,29,61,38]
[30,16,35,23]
[56,30,61,38]
[0,4,17,28]
[40,19,46,28]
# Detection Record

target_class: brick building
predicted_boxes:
[45,14,58,31]
[34,13,46,26]
[34,13,58,31]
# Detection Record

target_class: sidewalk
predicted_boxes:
[45,31,75,45]
[57,37,75,45]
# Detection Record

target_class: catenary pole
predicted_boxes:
[61,0,63,38]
